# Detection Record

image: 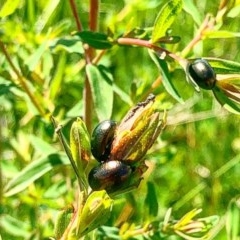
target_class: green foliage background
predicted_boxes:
[0,0,240,239]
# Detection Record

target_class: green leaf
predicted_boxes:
[149,50,184,103]
[50,37,84,54]
[98,226,120,240]
[35,0,61,32]
[86,64,114,121]
[205,57,240,74]
[54,205,74,239]
[113,83,133,105]
[3,153,69,197]
[226,197,240,240]
[183,0,202,25]
[50,51,66,100]
[205,30,240,39]
[0,83,13,96]
[24,40,49,72]
[70,117,90,191]
[152,0,182,43]
[212,86,240,115]
[75,31,113,49]
[0,0,21,18]
[145,182,159,217]
[29,135,56,155]
[76,190,114,237]
[0,214,30,238]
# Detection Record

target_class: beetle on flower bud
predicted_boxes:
[88,160,132,192]
[91,120,117,162]
[88,94,166,195]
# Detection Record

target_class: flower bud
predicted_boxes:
[110,94,166,163]
[70,117,91,171]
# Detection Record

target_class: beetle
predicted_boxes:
[187,58,216,90]
[91,120,117,162]
[88,160,132,193]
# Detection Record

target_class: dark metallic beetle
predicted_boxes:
[91,120,117,162]
[88,160,132,192]
[187,59,216,90]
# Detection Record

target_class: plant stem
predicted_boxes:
[69,0,83,31]
[0,40,46,117]
[69,0,100,133]
[89,0,99,31]
[181,15,214,57]
[117,37,186,64]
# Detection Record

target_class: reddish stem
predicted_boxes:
[117,37,185,63]
[69,0,83,31]
[89,0,99,31]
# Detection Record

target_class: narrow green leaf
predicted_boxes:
[24,40,49,72]
[226,197,240,240]
[29,135,56,155]
[35,0,61,32]
[205,57,240,74]
[50,37,84,54]
[213,86,240,114]
[205,30,240,39]
[4,153,69,197]
[0,0,21,18]
[75,31,113,49]
[54,206,74,239]
[183,0,202,25]
[113,83,133,105]
[86,64,114,121]
[145,182,159,217]
[152,0,182,43]
[149,50,184,103]
[0,214,30,238]
[50,51,66,100]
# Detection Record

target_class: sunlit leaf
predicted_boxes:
[149,50,184,103]
[86,64,114,121]
[4,153,69,197]
[49,51,66,100]
[152,0,182,43]
[24,40,49,72]
[0,0,21,18]
[183,0,202,25]
[35,0,61,32]
[75,31,113,49]
[204,30,240,38]
[227,5,240,18]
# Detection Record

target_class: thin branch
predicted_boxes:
[181,15,214,57]
[69,0,83,31]
[117,37,186,63]
[0,40,46,116]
